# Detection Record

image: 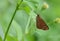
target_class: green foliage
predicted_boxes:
[0,36,2,41]
[0,0,60,41]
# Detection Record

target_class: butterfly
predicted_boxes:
[36,14,49,30]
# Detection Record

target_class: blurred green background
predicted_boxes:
[0,0,60,41]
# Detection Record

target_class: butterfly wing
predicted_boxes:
[36,14,49,30]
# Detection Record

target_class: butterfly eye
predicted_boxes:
[36,14,49,30]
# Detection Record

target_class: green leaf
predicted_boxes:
[6,35,18,41]
[11,20,23,41]
[0,36,2,41]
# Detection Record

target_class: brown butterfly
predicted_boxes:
[36,14,49,30]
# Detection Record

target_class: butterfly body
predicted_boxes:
[36,14,49,30]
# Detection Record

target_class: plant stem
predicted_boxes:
[25,15,31,34]
[3,0,23,41]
